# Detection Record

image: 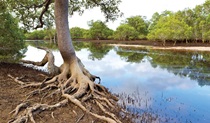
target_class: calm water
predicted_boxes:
[23,41,210,123]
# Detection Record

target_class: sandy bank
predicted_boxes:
[110,44,210,52]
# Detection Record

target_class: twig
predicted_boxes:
[75,113,85,123]
[8,74,25,85]
[51,112,55,119]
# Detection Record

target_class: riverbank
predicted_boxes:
[76,39,210,52]
[75,39,210,47]
[109,44,210,52]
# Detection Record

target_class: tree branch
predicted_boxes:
[34,0,53,29]
[19,0,48,10]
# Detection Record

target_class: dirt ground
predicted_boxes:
[0,63,86,123]
[1,40,210,123]
[0,63,132,123]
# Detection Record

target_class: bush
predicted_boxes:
[0,6,25,62]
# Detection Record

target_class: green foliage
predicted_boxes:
[7,0,55,30]
[8,0,122,30]
[148,12,161,31]
[25,28,56,41]
[25,30,46,40]
[82,29,92,39]
[113,24,138,40]
[125,16,149,39]
[88,20,113,40]
[148,14,192,45]
[6,0,210,43]
[0,2,25,62]
[148,11,172,32]
[44,27,56,41]
[70,27,86,39]
[170,1,210,43]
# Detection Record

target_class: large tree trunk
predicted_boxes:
[54,0,84,83]
[55,0,76,63]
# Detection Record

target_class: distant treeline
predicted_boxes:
[25,0,210,46]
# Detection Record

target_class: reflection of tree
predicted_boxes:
[115,47,147,63]
[74,42,112,60]
[114,46,210,86]
[26,40,58,50]
[149,50,191,69]
[28,41,112,60]
[87,43,112,60]
[73,41,88,51]
[149,50,210,86]
[73,42,112,60]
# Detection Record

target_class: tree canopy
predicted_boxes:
[147,15,192,45]
[113,24,138,40]
[88,20,113,40]
[126,15,149,39]
[7,0,123,30]
[70,27,86,39]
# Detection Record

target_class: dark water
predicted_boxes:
[23,41,210,123]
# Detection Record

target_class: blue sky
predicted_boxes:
[69,0,206,30]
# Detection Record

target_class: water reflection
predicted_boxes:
[73,42,113,60]
[23,41,210,123]
[115,46,210,87]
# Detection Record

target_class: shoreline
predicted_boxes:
[109,44,210,52]
[26,39,210,52]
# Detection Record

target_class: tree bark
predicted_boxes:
[55,0,77,64]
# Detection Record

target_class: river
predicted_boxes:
[23,41,210,123]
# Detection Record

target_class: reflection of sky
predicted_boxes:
[23,45,210,123]
[76,49,210,122]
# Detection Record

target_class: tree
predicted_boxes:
[148,12,161,31]
[126,16,149,39]
[44,27,57,43]
[193,5,204,42]
[88,20,113,40]
[0,1,25,62]
[7,0,123,122]
[114,24,138,40]
[147,15,192,46]
[25,30,46,40]
[70,27,86,39]
[148,11,172,32]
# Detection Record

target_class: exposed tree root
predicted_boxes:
[9,48,123,123]
[20,47,60,76]
[9,100,68,123]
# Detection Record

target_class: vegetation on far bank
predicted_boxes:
[25,0,210,46]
